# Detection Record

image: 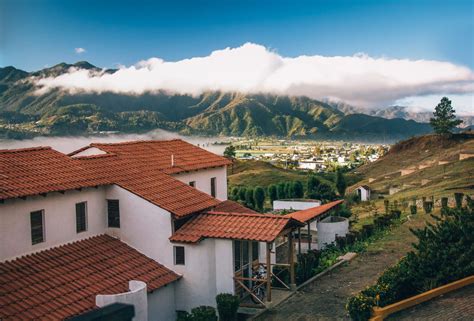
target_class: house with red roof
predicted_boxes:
[0,139,312,320]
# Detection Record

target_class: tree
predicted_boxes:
[429,97,463,134]
[284,182,292,199]
[335,168,347,197]
[238,187,247,202]
[223,145,236,158]
[306,175,321,199]
[230,187,239,201]
[267,184,278,204]
[293,181,304,198]
[245,188,255,208]
[253,187,266,212]
[277,182,286,200]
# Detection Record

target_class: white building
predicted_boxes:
[356,185,371,201]
[0,139,304,320]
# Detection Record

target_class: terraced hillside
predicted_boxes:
[350,133,474,200]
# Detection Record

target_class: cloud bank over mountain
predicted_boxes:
[35,43,474,111]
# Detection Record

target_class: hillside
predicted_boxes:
[349,133,474,200]
[0,63,433,140]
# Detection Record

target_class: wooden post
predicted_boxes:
[297,227,302,255]
[307,222,311,250]
[266,242,272,302]
[288,232,295,288]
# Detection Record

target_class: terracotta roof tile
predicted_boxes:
[285,200,344,223]
[1,140,228,217]
[0,235,180,320]
[212,200,259,214]
[170,211,304,243]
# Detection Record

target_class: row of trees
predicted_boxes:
[230,174,345,212]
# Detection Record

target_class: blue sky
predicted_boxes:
[1,0,473,71]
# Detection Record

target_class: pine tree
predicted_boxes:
[253,187,265,212]
[293,181,304,198]
[429,97,462,134]
[267,184,278,204]
[335,168,347,197]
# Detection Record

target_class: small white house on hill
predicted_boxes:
[356,185,371,201]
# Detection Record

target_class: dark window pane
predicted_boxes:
[76,202,87,233]
[211,177,216,197]
[252,241,259,261]
[243,241,249,265]
[30,210,44,245]
[189,181,195,187]
[175,246,185,265]
[234,240,241,272]
[107,200,120,228]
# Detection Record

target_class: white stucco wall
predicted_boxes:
[172,166,228,201]
[148,283,177,321]
[172,238,218,311]
[317,216,349,249]
[96,280,148,321]
[273,200,321,211]
[214,239,234,295]
[357,187,370,201]
[105,185,175,268]
[0,187,107,261]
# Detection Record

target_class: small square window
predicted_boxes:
[76,202,87,233]
[174,246,185,265]
[189,181,196,187]
[30,210,44,245]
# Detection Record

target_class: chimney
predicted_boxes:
[171,154,175,167]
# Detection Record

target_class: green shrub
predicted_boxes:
[346,292,376,321]
[189,306,217,321]
[362,224,374,238]
[454,192,464,209]
[410,205,417,215]
[441,197,448,209]
[338,204,352,218]
[296,250,320,284]
[423,201,433,214]
[384,200,390,214]
[390,210,401,219]
[347,207,474,320]
[216,293,240,321]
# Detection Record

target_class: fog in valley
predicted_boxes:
[0,129,228,155]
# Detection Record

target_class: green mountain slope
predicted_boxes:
[0,62,433,140]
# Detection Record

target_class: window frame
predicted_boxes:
[30,210,45,245]
[75,201,88,233]
[107,199,120,228]
[174,246,185,265]
[210,177,217,197]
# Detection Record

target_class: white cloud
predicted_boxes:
[74,47,86,54]
[396,94,474,116]
[36,43,473,108]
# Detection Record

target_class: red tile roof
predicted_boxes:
[1,140,227,217]
[212,200,259,214]
[70,139,232,174]
[0,235,180,320]
[0,147,110,201]
[170,211,304,243]
[285,200,344,223]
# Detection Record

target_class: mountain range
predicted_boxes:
[0,61,456,141]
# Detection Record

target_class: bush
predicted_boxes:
[296,250,320,284]
[454,192,464,209]
[423,201,433,214]
[410,205,417,215]
[190,306,217,321]
[384,200,390,214]
[362,224,374,238]
[216,293,240,321]
[347,207,474,320]
[441,197,448,209]
[346,293,376,321]
[338,204,352,219]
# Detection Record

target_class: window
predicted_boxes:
[30,210,44,245]
[210,177,216,197]
[107,200,120,228]
[189,181,196,187]
[233,240,241,272]
[76,202,87,233]
[174,246,185,265]
[252,241,259,262]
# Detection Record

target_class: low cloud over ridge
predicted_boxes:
[36,43,473,109]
